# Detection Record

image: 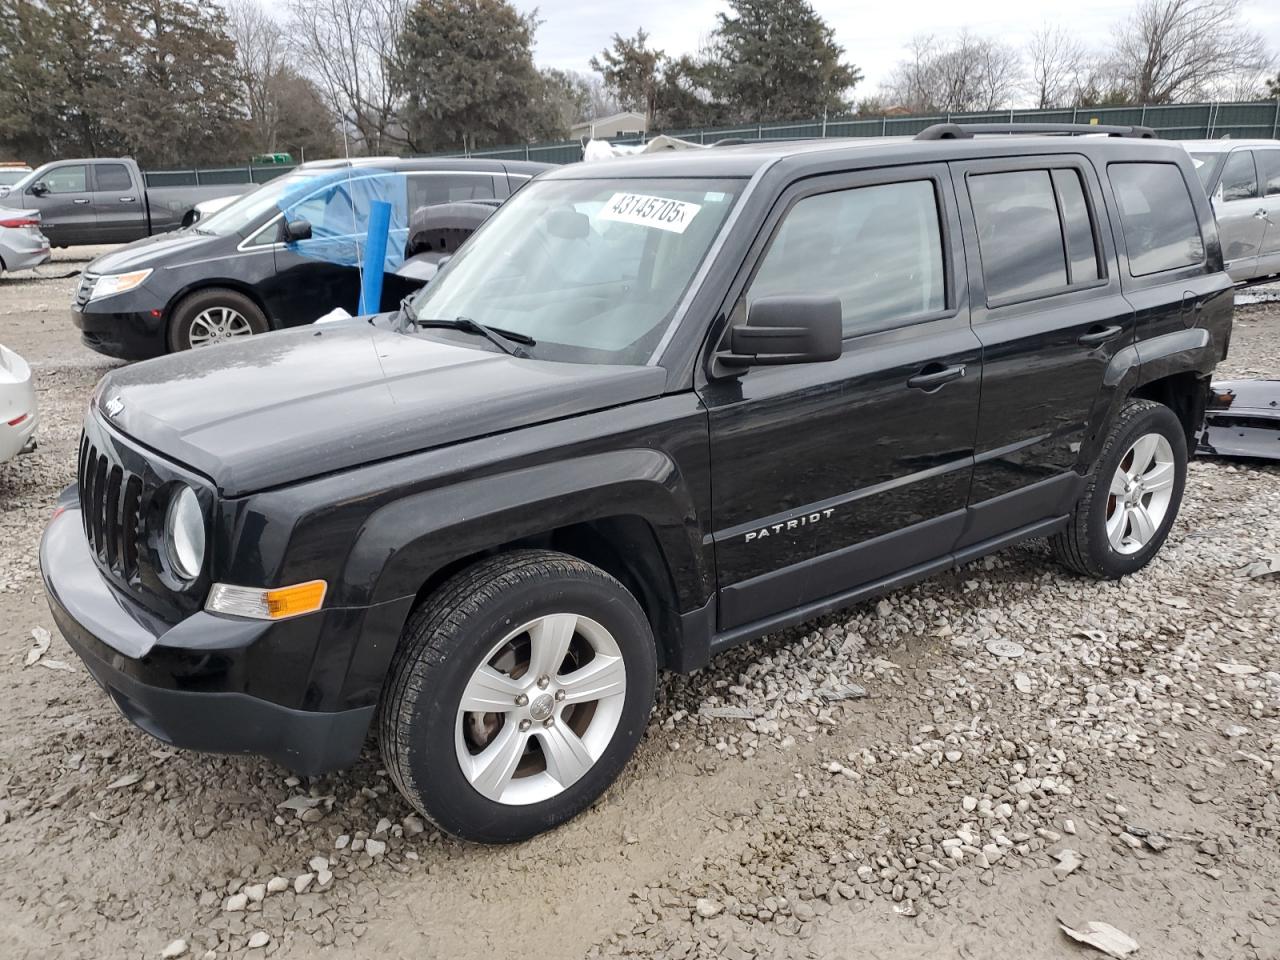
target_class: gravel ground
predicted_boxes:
[1,249,1278,960]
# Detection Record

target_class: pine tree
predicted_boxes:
[706,0,861,122]
[393,0,551,152]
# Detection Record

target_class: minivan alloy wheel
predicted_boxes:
[455,612,627,805]
[1106,432,1176,555]
[188,306,253,347]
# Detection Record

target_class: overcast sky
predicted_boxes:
[511,0,1280,94]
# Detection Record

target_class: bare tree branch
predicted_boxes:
[1108,0,1272,103]
[1025,24,1088,109]
[286,0,409,154]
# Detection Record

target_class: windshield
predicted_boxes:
[408,177,743,365]
[0,169,30,187]
[1188,152,1225,192]
[195,171,316,236]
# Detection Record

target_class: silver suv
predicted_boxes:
[1185,140,1280,283]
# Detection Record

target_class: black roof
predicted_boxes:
[542,134,1192,181]
[298,156,551,176]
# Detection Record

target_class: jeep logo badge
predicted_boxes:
[104,395,125,418]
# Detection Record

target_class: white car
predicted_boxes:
[1185,140,1280,283]
[0,207,51,274]
[0,344,38,462]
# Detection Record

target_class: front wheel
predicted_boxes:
[166,287,269,352]
[1052,399,1187,579]
[379,550,657,843]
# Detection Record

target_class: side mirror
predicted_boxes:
[720,295,843,367]
[29,181,48,197]
[282,218,312,242]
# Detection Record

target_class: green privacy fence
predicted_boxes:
[144,99,1280,182]
[442,98,1280,165]
[142,163,299,189]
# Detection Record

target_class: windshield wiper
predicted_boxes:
[414,316,535,358]
[392,295,416,331]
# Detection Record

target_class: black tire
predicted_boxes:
[1051,399,1187,579]
[166,287,269,353]
[378,549,658,843]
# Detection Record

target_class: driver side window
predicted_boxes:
[40,165,88,194]
[747,179,946,337]
[1219,151,1258,202]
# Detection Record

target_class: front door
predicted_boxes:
[699,165,982,632]
[1254,147,1280,277]
[26,163,94,246]
[951,156,1134,542]
[1212,149,1265,280]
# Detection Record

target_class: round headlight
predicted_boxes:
[165,485,205,581]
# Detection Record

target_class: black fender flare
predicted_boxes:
[1083,326,1215,468]
[333,447,713,700]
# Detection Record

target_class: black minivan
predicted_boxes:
[70,157,550,360]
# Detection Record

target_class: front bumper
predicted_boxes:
[72,304,167,361]
[40,491,373,774]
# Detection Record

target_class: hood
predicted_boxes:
[87,230,224,273]
[94,321,668,496]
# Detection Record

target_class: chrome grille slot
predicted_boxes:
[74,272,97,309]
[103,465,123,567]
[121,475,143,578]
[76,434,149,582]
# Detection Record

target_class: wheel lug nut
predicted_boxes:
[515,694,528,706]
[537,675,550,689]
[518,719,531,732]
[554,689,566,701]
[542,717,554,727]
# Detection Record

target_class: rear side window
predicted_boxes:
[1052,169,1101,285]
[95,163,133,192]
[1218,152,1258,201]
[1108,162,1204,276]
[747,179,945,336]
[969,170,1071,302]
[1257,150,1280,197]
[409,174,496,209]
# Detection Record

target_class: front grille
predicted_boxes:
[78,432,146,583]
[74,272,97,310]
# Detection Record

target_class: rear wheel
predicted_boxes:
[379,550,657,843]
[1052,399,1187,579]
[166,288,268,353]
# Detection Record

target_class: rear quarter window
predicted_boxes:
[1107,162,1204,277]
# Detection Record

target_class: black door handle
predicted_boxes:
[907,363,966,391]
[1078,324,1122,346]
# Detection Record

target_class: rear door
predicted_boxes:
[1104,159,1219,350]
[699,164,982,633]
[91,162,148,243]
[1254,147,1280,277]
[951,155,1131,542]
[25,163,95,245]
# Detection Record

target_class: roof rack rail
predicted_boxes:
[711,137,748,147]
[915,122,1157,141]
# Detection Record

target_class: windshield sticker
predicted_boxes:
[598,193,702,234]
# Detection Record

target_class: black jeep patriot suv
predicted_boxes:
[42,124,1232,842]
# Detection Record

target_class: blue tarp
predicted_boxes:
[275,168,409,274]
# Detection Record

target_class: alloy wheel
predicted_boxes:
[455,613,627,805]
[1105,432,1176,555]
[188,306,253,348]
